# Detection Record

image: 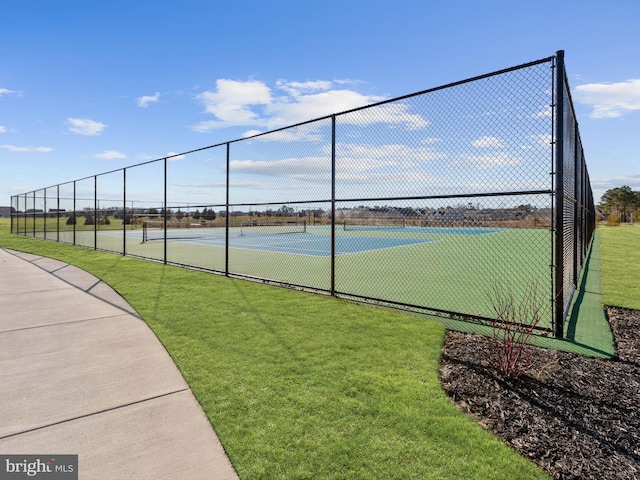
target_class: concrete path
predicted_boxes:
[0,248,239,480]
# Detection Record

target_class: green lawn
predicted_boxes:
[599,223,640,309]
[0,218,550,479]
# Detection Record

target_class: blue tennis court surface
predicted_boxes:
[227,234,434,257]
[134,232,434,257]
[118,225,500,257]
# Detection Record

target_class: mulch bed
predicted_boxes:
[440,307,640,480]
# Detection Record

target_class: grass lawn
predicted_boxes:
[599,223,640,310]
[1,217,554,479]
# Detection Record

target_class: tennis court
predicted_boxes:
[113,224,551,327]
[126,224,501,257]
[39,222,553,330]
[11,52,596,339]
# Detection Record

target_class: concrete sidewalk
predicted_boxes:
[0,248,239,480]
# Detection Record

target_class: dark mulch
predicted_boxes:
[440,307,640,480]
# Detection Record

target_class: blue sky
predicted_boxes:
[1,0,639,207]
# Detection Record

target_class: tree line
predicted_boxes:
[598,186,640,223]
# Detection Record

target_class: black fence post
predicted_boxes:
[163,158,168,264]
[573,121,581,285]
[32,191,36,237]
[56,184,60,242]
[43,188,47,239]
[94,176,98,250]
[10,195,14,234]
[123,168,127,256]
[73,181,77,246]
[21,194,24,235]
[331,115,336,296]
[225,143,230,277]
[554,50,566,339]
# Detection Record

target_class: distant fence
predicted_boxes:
[11,50,594,338]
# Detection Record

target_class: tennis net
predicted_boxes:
[142,220,307,242]
[342,218,406,232]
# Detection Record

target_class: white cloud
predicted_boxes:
[242,129,265,138]
[532,105,552,118]
[271,89,376,125]
[230,156,330,181]
[275,79,332,97]
[228,142,443,185]
[574,79,640,118]
[172,181,227,189]
[195,79,272,128]
[454,153,522,169]
[0,88,16,96]
[0,144,53,152]
[190,78,427,133]
[333,78,365,87]
[337,101,428,130]
[166,151,185,161]
[172,180,289,197]
[0,126,6,134]
[68,117,107,135]
[242,128,323,142]
[93,150,126,159]
[522,134,552,149]
[472,136,505,148]
[190,120,225,132]
[137,92,160,107]
[337,169,436,186]
[590,175,640,190]
[337,142,443,164]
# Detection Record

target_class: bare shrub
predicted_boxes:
[489,280,545,378]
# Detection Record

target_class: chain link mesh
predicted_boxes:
[555,72,596,331]
[10,54,595,336]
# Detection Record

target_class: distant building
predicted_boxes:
[0,206,14,218]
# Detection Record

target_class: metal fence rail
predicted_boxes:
[10,50,595,338]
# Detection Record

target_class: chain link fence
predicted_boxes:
[554,50,596,337]
[10,51,594,338]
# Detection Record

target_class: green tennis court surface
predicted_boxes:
[55,225,612,339]
[22,224,613,357]
[54,226,550,322]
[431,230,614,358]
